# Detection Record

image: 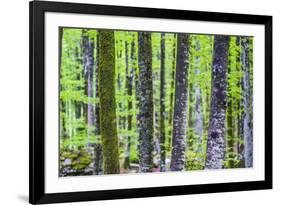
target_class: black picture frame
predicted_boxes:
[29,0,272,204]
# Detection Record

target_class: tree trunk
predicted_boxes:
[170,33,189,171]
[93,32,103,174]
[98,30,120,174]
[124,39,134,169]
[202,36,213,136]
[205,35,230,169]
[74,46,83,123]
[226,66,234,168]
[93,143,103,174]
[194,39,204,166]
[59,28,67,139]
[241,37,253,168]
[235,37,245,168]
[225,37,237,168]
[188,80,194,149]
[94,33,101,136]
[159,33,166,172]
[82,31,94,145]
[138,32,154,172]
[168,34,177,150]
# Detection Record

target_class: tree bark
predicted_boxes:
[138,32,154,172]
[168,34,177,150]
[235,37,245,168]
[159,33,166,172]
[194,39,204,165]
[59,28,67,139]
[226,56,234,168]
[170,33,189,171]
[98,30,120,174]
[124,39,134,169]
[187,80,194,149]
[241,37,253,168]
[93,32,103,174]
[74,46,83,122]
[82,31,94,145]
[94,33,101,136]
[93,143,103,174]
[205,35,230,169]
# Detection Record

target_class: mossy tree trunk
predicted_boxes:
[159,33,166,172]
[205,35,230,169]
[98,30,120,174]
[170,33,189,171]
[138,31,154,172]
[188,80,194,149]
[236,37,245,168]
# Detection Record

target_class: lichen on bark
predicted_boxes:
[170,33,189,171]
[138,31,154,172]
[241,37,253,168]
[205,35,230,169]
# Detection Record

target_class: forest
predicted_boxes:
[59,27,253,177]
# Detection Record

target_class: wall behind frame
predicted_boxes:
[0,0,278,204]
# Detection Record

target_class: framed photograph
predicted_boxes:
[29,0,272,204]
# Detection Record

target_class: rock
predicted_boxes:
[64,158,72,166]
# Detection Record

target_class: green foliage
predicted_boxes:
[186,35,213,170]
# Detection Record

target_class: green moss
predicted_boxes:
[79,156,91,165]
[98,30,120,174]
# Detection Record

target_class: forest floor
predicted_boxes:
[60,148,168,177]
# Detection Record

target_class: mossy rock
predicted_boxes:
[79,156,91,165]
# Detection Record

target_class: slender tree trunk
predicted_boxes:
[134,33,141,135]
[235,37,245,168]
[226,37,236,168]
[205,35,230,169]
[188,81,194,149]
[68,100,75,148]
[94,33,100,136]
[117,47,123,130]
[168,34,177,150]
[98,30,120,174]
[138,32,154,172]
[93,33,103,174]
[154,112,161,160]
[194,73,203,161]
[241,37,253,168]
[93,143,102,174]
[59,28,67,139]
[226,68,234,168]
[170,33,189,171]
[124,39,134,169]
[82,31,94,145]
[159,33,166,171]
[237,97,244,167]
[74,47,83,123]
[194,39,203,166]
[203,36,213,135]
